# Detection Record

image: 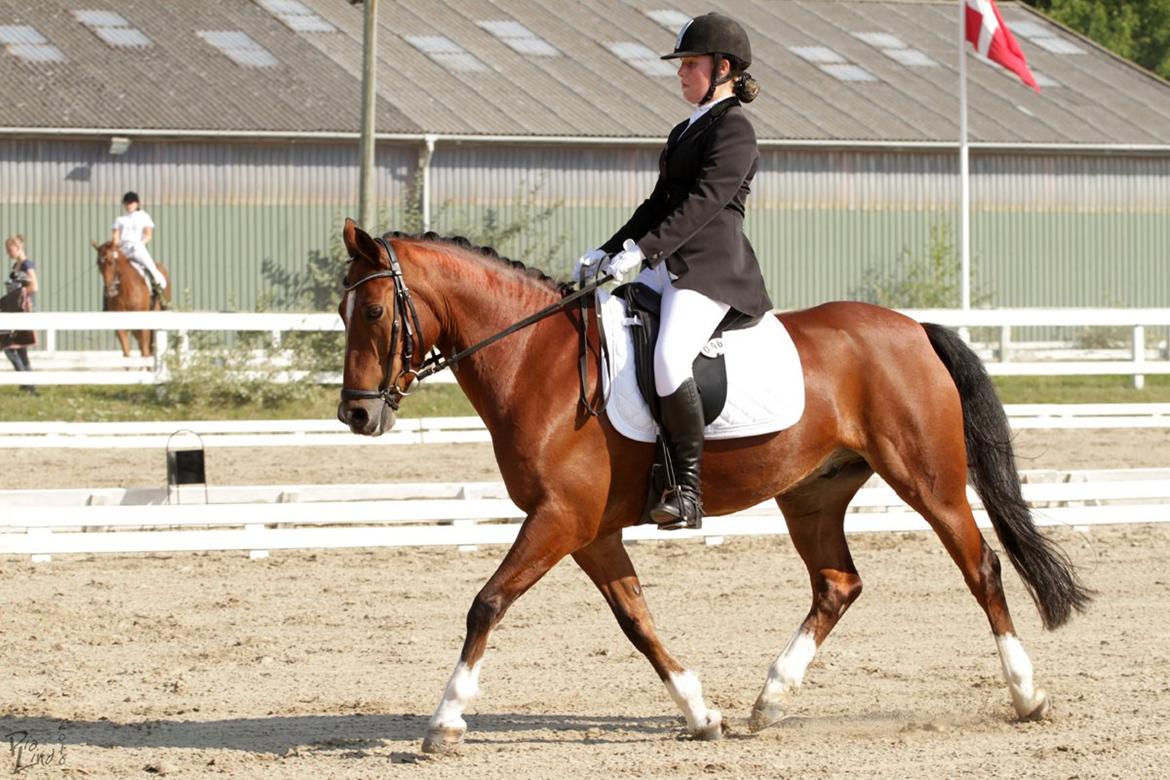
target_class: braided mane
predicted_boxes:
[385,231,574,296]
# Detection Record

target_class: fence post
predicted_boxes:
[28,527,52,564]
[154,330,168,378]
[1133,325,1146,390]
[246,523,270,560]
[999,325,1012,363]
[178,330,190,369]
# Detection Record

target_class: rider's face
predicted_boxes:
[677,55,713,104]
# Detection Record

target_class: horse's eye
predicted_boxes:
[365,304,384,320]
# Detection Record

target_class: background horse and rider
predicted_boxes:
[335,221,1091,752]
[91,239,171,358]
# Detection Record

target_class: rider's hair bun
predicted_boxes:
[734,72,760,103]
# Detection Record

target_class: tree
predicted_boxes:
[1023,0,1170,80]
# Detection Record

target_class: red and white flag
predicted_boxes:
[965,0,1039,90]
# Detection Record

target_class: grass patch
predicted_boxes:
[0,383,475,423]
[1,375,1166,423]
[991,375,1170,404]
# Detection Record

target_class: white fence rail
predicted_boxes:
[2,309,1169,386]
[3,470,1168,561]
[0,404,1168,450]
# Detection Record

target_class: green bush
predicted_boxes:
[854,222,992,309]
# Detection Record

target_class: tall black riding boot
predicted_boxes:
[649,378,705,530]
[151,281,169,309]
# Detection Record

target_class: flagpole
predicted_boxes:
[958,0,971,310]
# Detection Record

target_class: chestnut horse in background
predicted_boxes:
[336,219,1091,753]
[92,239,171,357]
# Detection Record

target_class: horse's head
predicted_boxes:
[337,219,434,436]
[92,239,121,299]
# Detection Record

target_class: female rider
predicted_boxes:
[578,13,773,530]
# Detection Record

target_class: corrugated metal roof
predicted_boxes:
[0,0,417,133]
[0,0,1167,144]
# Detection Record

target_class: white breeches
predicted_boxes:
[121,241,166,288]
[633,263,730,397]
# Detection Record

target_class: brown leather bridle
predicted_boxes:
[340,236,610,414]
[340,237,435,411]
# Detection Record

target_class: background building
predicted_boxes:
[1,0,1168,345]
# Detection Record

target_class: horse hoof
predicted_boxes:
[748,700,784,732]
[421,727,465,754]
[691,710,724,741]
[1017,689,1051,721]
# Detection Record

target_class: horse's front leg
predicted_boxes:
[138,329,153,358]
[422,509,589,754]
[115,329,130,358]
[572,532,724,740]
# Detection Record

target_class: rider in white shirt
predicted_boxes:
[111,191,167,294]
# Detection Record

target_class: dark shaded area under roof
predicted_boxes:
[0,0,1167,144]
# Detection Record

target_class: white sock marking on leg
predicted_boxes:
[429,660,481,731]
[665,670,715,732]
[762,629,817,701]
[995,633,1042,714]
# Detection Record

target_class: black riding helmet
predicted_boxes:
[122,191,140,206]
[661,13,752,104]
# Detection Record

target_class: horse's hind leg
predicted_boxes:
[868,435,1051,721]
[572,532,723,740]
[749,460,869,732]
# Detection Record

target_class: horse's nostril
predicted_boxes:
[348,407,368,426]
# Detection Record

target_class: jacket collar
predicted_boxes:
[667,97,740,152]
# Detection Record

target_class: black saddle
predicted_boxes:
[615,282,760,426]
[614,282,759,525]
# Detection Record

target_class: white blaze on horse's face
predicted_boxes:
[343,287,357,326]
[337,281,399,437]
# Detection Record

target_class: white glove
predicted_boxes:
[575,248,607,282]
[600,239,645,282]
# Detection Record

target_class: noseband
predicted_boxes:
[340,237,438,411]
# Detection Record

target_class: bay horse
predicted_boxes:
[336,219,1090,753]
[92,239,171,357]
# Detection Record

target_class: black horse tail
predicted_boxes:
[923,322,1092,630]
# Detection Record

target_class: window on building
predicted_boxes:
[256,0,336,34]
[0,25,65,63]
[74,10,153,48]
[609,41,677,77]
[198,30,279,68]
[405,35,488,73]
[477,21,559,57]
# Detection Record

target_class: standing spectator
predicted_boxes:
[112,191,167,300]
[1,234,37,394]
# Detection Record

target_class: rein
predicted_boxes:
[341,236,610,412]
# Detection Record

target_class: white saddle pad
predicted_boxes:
[598,289,805,443]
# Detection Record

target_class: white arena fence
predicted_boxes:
[2,469,1169,562]
[1,404,1169,450]
[1,309,1169,387]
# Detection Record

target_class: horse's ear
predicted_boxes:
[342,218,388,269]
[90,239,99,249]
